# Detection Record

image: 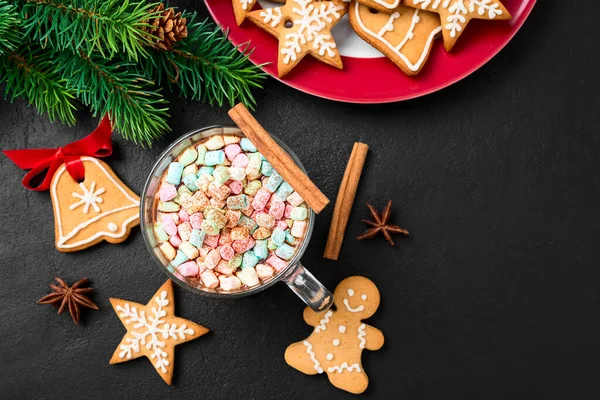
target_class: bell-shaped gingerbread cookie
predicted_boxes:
[284,276,384,394]
[50,156,140,252]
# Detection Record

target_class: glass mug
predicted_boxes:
[141,126,334,311]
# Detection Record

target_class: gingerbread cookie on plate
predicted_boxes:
[284,276,384,394]
[403,0,511,51]
[232,0,258,25]
[247,0,348,77]
[349,1,441,76]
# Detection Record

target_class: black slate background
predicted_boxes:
[1,1,600,399]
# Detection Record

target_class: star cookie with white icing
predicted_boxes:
[284,276,384,394]
[349,1,441,76]
[247,0,348,77]
[232,0,258,26]
[403,0,512,51]
[109,280,210,385]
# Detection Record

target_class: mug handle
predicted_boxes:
[281,263,334,311]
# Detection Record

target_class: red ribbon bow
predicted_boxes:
[3,116,113,191]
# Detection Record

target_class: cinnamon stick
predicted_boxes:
[323,142,369,260]
[228,103,330,213]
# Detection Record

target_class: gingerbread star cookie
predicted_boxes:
[247,0,348,77]
[232,0,258,26]
[284,276,384,394]
[349,1,441,75]
[109,280,209,385]
[404,0,511,51]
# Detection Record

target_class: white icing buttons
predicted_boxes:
[108,222,118,232]
[326,353,334,361]
[338,325,346,333]
[333,338,340,346]
[361,294,367,300]
[347,288,355,296]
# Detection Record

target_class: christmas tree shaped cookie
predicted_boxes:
[284,276,384,394]
[50,156,140,252]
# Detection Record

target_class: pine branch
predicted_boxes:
[55,50,170,145]
[142,14,267,108]
[0,44,78,125]
[19,0,161,61]
[0,0,22,55]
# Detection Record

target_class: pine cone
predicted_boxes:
[142,3,188,51]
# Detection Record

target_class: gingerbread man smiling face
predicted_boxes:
[284,276,384,394]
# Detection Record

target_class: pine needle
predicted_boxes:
[142,14,267,109]
[0,44,78,125]
[19,0,161,61]
[0,0,21,55]
[55,51,171,146]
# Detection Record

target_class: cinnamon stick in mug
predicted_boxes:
[228,103,330,214]
[323,142,369,260]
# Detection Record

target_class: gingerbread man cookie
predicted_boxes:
[284,276,384,394]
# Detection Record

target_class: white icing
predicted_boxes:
[240,0,254,11]
[267,0,344,64]
[361,294,367,301]
[70,181,105,214]
[353,2,441,72]
[343,298,365,313]
[51,157,140,249]
[326,353,334,361]
[333,338,340,346]
[303,340,323,373]
[116,290,195,373]
[377,11,400,37]
[410,0,504,39]
[338,325,346,334]
[347,288,355,296]
[108,222,118,232]
[370,0,401,10]
[315,310,333,333]
[260,7,282,27]
[357,323,367,349]
[327,362,362,373]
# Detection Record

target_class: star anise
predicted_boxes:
[37,277,99,325]
[356,200,409,246]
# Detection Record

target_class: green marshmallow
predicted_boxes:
[195,144,207,165]
[180,147,198,166]
[158,201,180,212]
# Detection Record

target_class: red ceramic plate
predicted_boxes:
[205,0,536,103]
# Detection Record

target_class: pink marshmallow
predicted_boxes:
[204,249,222,269]
[159,184,177,202]
[178,208,190,222]
[196,259,207,274]
[287,192,304,207]
[232,153,249,168]
[162,218,178,236]
[252,188,271,211]
[178,261,199,277]
[203,234,220,248]
[219,244,235,260]
[269,199,285,220]
[160,212,179,225]
[169,234,182,247]
[228,180,243,195]
[189,212,204,230]
[291,220,307,238]
[224,144,242,161]
[266,254,288,272]
[276,220,288,230]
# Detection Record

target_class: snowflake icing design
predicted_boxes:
[240,0,254,11]
[412,0,504,38]
[271,0,344,64]
[260,7,283,27]
[69,181,105,214]
[116,291,195,373]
